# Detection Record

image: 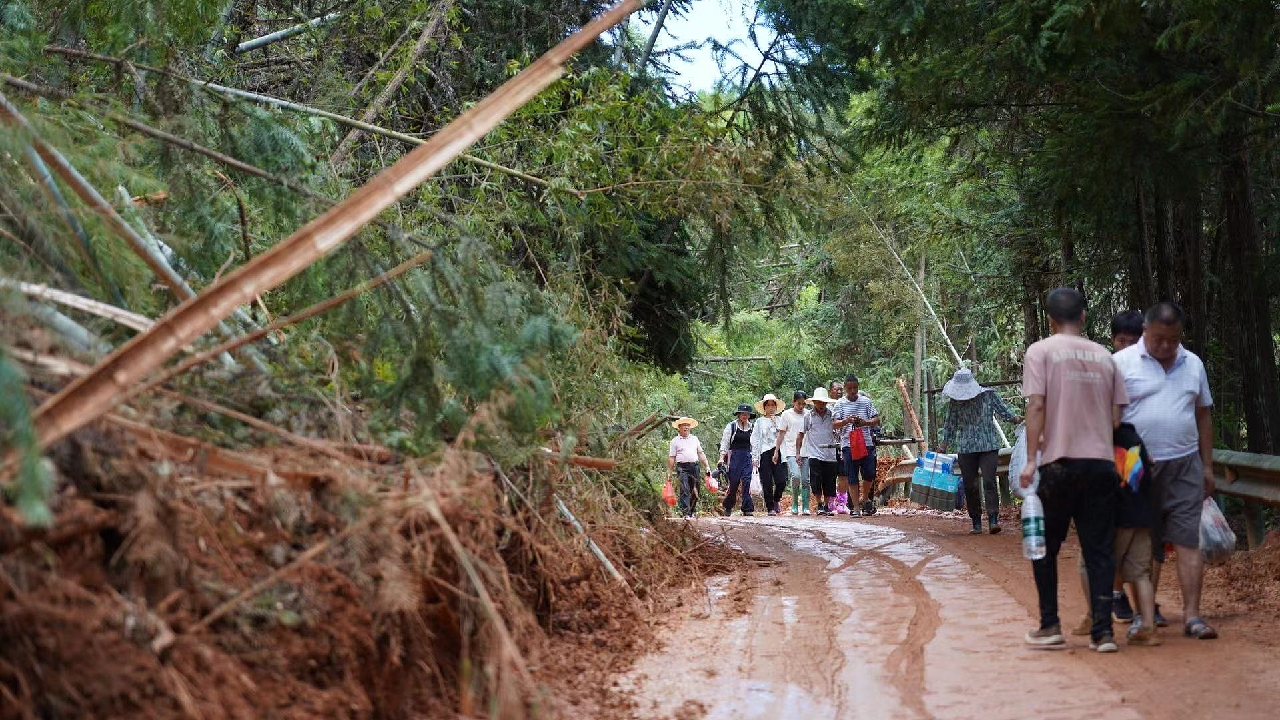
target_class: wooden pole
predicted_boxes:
[896,378,926,456]
[234,11,342,54]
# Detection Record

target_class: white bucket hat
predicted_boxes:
[754,393,781,415]
[810,387,835,404]
[942,367,987,401]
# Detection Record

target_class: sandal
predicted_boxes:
[1184,618,1218,640]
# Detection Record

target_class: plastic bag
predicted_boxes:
[705,472,719,493]
[1199,497,1236,565]
[750,467,762,496]
[1008,423,1040,498]
[662,478,676,506]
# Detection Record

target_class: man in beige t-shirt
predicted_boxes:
[1019,287,1128,653]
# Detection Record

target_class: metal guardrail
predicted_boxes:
[885,448,1280,548]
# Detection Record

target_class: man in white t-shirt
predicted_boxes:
[775,391,810,515]
[666,417,710,519]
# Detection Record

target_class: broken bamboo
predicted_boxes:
[330,0,455,167]
[554,494,627,585]
[0,279,152,332]
[43,47,569,192]
[234,11,343,54]
[29,0,647,451]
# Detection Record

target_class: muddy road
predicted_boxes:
[623,515,1279,720]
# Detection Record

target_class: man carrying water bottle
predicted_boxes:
[1019,287,1129,653]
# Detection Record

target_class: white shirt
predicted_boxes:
[1113,339,1212,462]
[776,408,807,458]
[668,434,704,464]
[751,414,781,456]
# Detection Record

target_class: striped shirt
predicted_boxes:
[832,392,879,448]
[939,390,1020,454]
[800,407,838,461]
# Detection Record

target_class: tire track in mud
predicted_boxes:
[769,521,942,720]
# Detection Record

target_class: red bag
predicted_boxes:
[846,431,868,461]
[662,478,677,506]
[705,472,719,492]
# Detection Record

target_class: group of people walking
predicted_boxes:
[665,375,882,519]
[666,286,1218,652]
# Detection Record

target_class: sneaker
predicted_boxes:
[1127,625,1161,646]
[970,523,983,535]
[863,501,876,516]
[988,522,1001,535]
[742,511,753,517]
[768,510,778,517]
[1112,591,1135,622]
[1025,625,1066,647]
[851,508,862,518]
[1153,605,1168,628]
[1089,634,1119,653]
[1070,615,1093,636]
[802,509,812,516]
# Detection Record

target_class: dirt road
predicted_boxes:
[624,514,1279,720]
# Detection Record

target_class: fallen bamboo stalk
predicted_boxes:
[554,493,628,585]
[694,355,772,363]
[130,249,432,399]
[895,377,926,457]
[30,0,646,451]
[0,279,153,332]
[541,447,619,470]
[852,196,1010,448]
[43,47,570,192]
[19,303,112,356]
[234,11,342,54]
[330,0,454,167]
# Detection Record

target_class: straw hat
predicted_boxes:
[810,387,835,404]
[754,393,781,415]
[670,416,699,430]
[942,367,987,401]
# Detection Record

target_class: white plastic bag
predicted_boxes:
[1008,423,1040,498]
[750,467,762,496]
[1199,497,1236,565]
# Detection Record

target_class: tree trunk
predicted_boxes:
[1022,276,1039,348]
[1153,183,1174,302]
[1219,128,1280,454]
[1170,185,1208,354]
[1129,173,1155,311]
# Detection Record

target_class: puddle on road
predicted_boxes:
[698,680,835,720]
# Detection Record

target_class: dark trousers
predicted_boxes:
[759,450,788,511]
[676,462,700,516]
[958,450,1000,525]
[1032,459,1118,640]
[808,459,837,501]
[723,449,755,514]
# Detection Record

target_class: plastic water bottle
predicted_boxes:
[1021,493,1047,560]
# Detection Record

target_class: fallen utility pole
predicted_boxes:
[235,11,342,54]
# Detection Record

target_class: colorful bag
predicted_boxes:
[662,478,677,506]
[705,472,719,492]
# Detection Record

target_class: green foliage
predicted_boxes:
[0,345,52,526]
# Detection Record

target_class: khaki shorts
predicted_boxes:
[1113,527,1152,584]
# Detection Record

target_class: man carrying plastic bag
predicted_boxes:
[1114,302,1222,640]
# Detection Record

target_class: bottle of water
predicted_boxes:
[1021,493,1047,560]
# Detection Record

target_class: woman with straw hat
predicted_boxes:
[751,393,788,516]
[719,403,758,516]
[667,417,711,519]
[937,366,1023,534]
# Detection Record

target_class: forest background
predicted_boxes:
[1,0,1278,531]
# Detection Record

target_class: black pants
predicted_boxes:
[676,462,700,516]
[1032,459,1118,640]
[808,459,837,501]
[759,450,788,511]
[958,450,1000,525]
